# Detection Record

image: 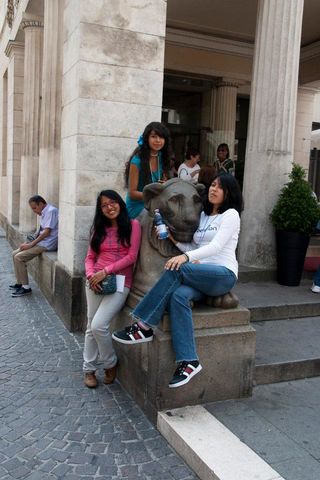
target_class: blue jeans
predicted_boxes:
[131,263,236,362]
[314,266,320,286]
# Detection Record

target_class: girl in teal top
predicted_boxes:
[125,122,171,219]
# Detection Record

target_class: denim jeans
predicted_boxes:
[314,266,320,286]
[131,263,236,362]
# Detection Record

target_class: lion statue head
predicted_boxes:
[131,179,205,296]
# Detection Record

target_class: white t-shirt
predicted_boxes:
[176,209,240,277]
[177,163,200,184]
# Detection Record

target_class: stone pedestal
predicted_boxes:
[113,296,255,421]
[38,0,63,206]
[19,15,43,232]
[4,41,24,225]
[238,0,304,268]
[213,79,239,158]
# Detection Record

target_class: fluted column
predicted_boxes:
[213,79,239,158]
[38,0,63,207]
[5,41,24,224]
[238,0,304,268]
[19,15,43,231]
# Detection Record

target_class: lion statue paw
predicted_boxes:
[205,292,239,309]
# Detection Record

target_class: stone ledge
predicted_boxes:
[0,214,86,332]
[158,405,284,480]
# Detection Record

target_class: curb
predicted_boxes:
[158,405,284,480]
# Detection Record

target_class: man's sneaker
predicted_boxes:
[9,283,22,290]
[11,287,32,297]
[169,361,202,388]
[84,372,97,388]
[112,322,153,344]
[311,284,320,293]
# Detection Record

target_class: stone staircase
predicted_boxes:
[235,265,320,387]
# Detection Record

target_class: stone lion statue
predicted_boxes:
[131,178,238,309]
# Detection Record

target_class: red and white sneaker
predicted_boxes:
[169,361,202,388]
[112,322,153,344]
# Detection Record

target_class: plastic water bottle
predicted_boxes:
[154,209,168,240]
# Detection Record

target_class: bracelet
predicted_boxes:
[183,253,189,262]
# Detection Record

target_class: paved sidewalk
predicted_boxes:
[206,377,320,480]
[0,229,198,480]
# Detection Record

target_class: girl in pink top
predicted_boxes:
[83,190,141,388]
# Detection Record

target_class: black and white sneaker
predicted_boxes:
[169,361,202,388]
[9,283,22,290]
[112,322,153,344]
[11,287,32,297]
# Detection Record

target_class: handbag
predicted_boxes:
[96,273,117,295]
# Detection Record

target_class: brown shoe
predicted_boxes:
[103,364,117,385]
[84,372,97,388]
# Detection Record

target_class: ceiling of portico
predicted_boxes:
[166,0,320,47]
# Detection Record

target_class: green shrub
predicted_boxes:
[270,163,320,235]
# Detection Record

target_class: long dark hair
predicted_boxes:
[204,173,243,215]
[90,190,132,254]
[124,122,172,188]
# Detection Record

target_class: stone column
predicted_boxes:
[294,86,317,171]
[38,0,63,207]
[4,41,24,224]
[238,0,304,268]
[213,79,239,158]
[19,15,43,232]
[59,0,167,275]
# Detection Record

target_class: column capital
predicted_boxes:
[6,0,21,28]
[21,13,44,30]
[298,85,320,94]
[5,40,24,58]
[216,78,244,89]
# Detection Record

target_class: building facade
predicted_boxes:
[0,0,320,328]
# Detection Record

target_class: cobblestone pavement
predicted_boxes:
[0,230,198,480]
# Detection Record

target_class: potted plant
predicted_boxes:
[270,163,320,286]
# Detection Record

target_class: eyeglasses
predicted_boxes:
[101,200,118,208]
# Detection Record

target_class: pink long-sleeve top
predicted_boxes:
[85,219,141,289]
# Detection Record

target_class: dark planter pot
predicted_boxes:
[276,230,310,286]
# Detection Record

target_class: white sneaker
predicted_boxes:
[311,284,320,293]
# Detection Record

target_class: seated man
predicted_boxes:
[10,195,59,297]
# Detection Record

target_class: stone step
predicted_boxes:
[254,316,320,385]
[234,280,320,321]
[158,405,284,480]
[238,265,315,283]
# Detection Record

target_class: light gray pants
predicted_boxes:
[83,285,129,372]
